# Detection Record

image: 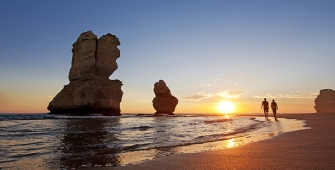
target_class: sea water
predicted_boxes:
[0,114,307,169]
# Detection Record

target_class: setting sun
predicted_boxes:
[217,101,236,113]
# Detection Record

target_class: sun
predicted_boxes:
[217,101,235,113]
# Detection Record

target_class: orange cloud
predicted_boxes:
[182,93,213,101]
[217,89,248,98]
[253,91,318,99]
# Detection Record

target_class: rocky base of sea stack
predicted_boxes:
[154,112,175,115]
[153,97,178,115]
[48,75,123,116]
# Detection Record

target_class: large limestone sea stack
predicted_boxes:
[314,89,335,113]
[48,31,123,116]
[152,80,178,115]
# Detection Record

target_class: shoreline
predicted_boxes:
[87,113,335,169]
[109,115,308,166]
[88,113,335,170]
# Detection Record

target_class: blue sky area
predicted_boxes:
[0,0,334,113]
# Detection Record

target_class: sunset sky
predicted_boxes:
[1,0,334,114]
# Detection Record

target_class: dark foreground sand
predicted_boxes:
[89,114,335,170]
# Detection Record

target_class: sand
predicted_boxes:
[88,113,335,170]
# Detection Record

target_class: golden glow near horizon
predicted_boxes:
[216,101,236,114]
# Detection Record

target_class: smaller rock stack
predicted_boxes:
[314,89,335,113]
[152,80,178,115]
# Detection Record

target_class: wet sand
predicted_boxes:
[89,113,335,170]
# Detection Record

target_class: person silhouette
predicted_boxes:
[261,98,269,119]
[271,99,278,121]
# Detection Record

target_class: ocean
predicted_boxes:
[0,113,307,169]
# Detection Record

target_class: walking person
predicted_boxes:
[261,98,269,119]
[271,99,278,120]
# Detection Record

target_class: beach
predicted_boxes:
[1,113,289,169]
[88,113,335,170]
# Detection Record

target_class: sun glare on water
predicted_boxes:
[217,101,236,114]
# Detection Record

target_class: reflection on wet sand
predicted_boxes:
[49,118,121,169]
[227,138,235,148]
[170,117,308,153]
[106,116,308,167]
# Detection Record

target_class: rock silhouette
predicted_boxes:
[314,89,335,113]
[152,80,178,115]
[48,31,123,116]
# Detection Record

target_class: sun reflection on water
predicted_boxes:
[227,138,235,148]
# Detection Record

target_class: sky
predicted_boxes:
[0,0,335,114]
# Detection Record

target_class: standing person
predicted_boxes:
[271,99,278,120]
[261,98,269,119]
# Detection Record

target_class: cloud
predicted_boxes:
[35,95,54,100]
[183,93,213,101]
[224,79,233,83]
[224,79,238,85]
[195,83,212,87]
[253,91,318,99]
[217,89,248,98]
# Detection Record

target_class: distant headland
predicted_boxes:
[314,89,335,113]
